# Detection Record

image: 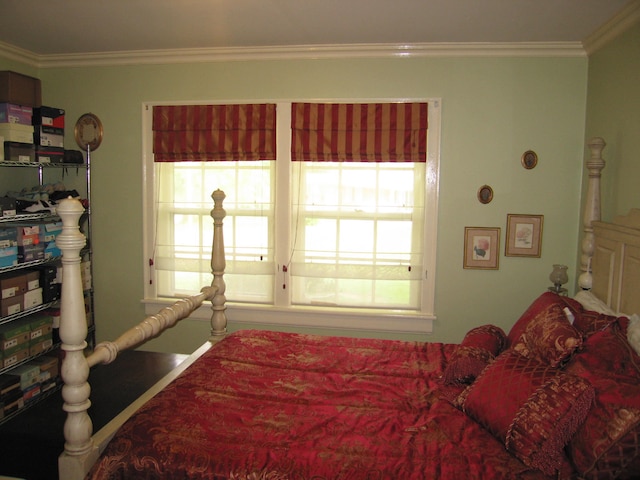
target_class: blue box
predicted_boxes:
[0,246,18,268]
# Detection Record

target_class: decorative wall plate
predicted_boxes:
[521,150,538,169]
[477,185,494,204]
[74,113,103,151]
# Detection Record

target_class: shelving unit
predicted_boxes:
[0,160,94,426]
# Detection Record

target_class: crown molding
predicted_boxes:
[583,0,640,55]
[0,41,587,69]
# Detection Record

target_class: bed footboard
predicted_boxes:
[58,189,228,480]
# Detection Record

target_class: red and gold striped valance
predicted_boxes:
[291,102,427,162]
[153,104,276,162]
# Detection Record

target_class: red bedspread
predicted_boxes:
[87,330,550,479]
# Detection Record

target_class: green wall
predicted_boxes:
[584,22,640,222]
[1,52,590,352]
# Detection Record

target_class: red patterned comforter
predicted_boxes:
[87,330,551,479]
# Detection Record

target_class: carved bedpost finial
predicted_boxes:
[578,137,606,290]
[210,189,227,340]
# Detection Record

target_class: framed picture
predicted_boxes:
[505,214,544,257]
[463,227,500,269]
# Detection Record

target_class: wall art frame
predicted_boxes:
[463,227,500,269]
[505,214,544,257]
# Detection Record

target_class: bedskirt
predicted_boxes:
[86,330,550,479]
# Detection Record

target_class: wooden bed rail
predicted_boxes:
[58,189,228,479]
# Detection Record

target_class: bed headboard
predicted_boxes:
[591,209,640,316]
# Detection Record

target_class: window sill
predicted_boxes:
[142,298,434,335]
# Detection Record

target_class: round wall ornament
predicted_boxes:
[477,185,494,204]
[521,150,538,169]
[74,113,104,151]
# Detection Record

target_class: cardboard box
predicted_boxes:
[0,272,27,299]
[29,334,52,356]
[34,126,64,148]
[18,243,44,263]
[24,270,39,291]
[35,145,64,164]
[11,363,40,389]
[0,373,20,397]
[0,246,18,268]
[0,198,17,218]
[33,106,65,129]
[30,355,58,379]
[23,287,43,309]
[0,123,34,143]
[3,141,35,162]
[0,71,42,108]
[0,228,17,247]
[2,387,24,414]
[15,225,39,246]
[29,315,52,340]
[0,103,32,125]
[0,318,30,350]
[43,242,61,259]
[0,293,22,316]
[23,382,41,403]
[2,343,29,368]
[38,222,62,243]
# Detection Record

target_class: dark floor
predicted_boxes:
[0,350,187,480]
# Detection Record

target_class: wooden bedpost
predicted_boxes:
[210,189,227,340]
[578,137,606,290]
[57,197,99,477]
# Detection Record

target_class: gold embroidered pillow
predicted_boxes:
[442,324,506,385]
[456,349,595,476]
[512,303,583,367]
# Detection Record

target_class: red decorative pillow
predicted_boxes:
[564,320,640,478]
[442,324,506,385]
[572,309,619,338]
[512,303,583,367]
[456,349,595,476]
[507,292,582,347]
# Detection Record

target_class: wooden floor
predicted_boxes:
[0,350,188,480]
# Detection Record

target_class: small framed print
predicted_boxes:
[505,214,544,257]
[477,185,494,204]
[463,227,500,270]
[521,150,538,169]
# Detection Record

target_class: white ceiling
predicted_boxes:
[0,0,635,57]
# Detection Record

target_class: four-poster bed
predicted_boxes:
[56,137,640,479]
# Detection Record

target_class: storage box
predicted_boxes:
[0,373,20,397]
[30,355,58,379]
[18,243,44,263]
[2,343,29,368]
[15,225,39,247]
[24,270,39,291]
[33,106,65,129]
[29,334,52,356]
[0,294,22,317]
[0,71,42,108]
[11,363,40,390]
[29,315,52,339]
[35,145,64,164]
[23,382,41,403]
[2,386,23,414]
[23,287,43,309]
[0,246,18,268]
[0,199,17,219]
[0,123,34,143]
[0,103,32,125]
[3,141,35,162]
[0,318,30,350]
[0,228,17,246]
[0,272,27,299]
[34,126,64,148]
[38,222,62,243]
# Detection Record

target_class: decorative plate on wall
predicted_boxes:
[74,113,103,151]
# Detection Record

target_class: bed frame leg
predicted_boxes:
[210,189,227,341]
[578,137,606,290]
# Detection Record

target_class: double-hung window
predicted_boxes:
[145,100,440,333]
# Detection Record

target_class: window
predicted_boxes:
[143,100,440,334]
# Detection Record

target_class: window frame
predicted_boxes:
[142,99,441,335]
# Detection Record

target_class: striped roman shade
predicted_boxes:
[291,102,427,162]
[153,104,276,162]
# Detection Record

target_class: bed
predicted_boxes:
[56,137,640,479]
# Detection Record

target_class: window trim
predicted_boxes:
[142,98,441,335]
